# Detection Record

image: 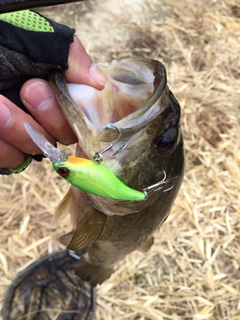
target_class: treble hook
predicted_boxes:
[163,182,174,192]
[94,125,128,164]
[142,171,175,198]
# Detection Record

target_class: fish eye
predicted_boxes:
[154,128,177,153]
[57,167,70,177]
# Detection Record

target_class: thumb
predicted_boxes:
[65,37,107,89]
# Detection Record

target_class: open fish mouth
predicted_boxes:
[67,58,166,130]
[50,57,167,158]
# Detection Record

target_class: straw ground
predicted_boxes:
[0,0,239,319]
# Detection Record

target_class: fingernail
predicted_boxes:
[89,64,107,86]
[0,100,13,128]
[23,82,54,111]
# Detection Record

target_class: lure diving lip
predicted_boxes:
[0,0,85,14]
[24,122,68,164]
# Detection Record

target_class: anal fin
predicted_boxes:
[59,231,74,247]
[67,210,107,251]
[74,261,113,286]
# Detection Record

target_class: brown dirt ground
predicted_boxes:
[0,0,240,319]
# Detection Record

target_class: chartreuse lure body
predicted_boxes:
[53,156,146,201]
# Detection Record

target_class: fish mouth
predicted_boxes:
[50,57,167,157]
[67,58,161,126]
[68,58,167,142]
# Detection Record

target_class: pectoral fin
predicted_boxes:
[67,210,107,251]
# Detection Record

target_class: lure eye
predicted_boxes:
[57,167,70,177]
[154,128,178,153]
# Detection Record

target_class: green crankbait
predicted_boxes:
[24,122,146,201]
[53,156,146,201]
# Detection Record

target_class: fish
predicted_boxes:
[48,57,184,286]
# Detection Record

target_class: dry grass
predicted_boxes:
[1,0,240,319]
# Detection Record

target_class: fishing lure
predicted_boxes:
[24,122,146,202]
[53,157,146,201]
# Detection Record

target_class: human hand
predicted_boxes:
[0,37,107,171]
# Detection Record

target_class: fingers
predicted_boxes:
[65,37,107,88]
[20,79,78,146]
[0,139,25,169]
[0,36,107,171]
[20,36,107,147]
[0,95,54,169]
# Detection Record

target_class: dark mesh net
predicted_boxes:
[2,250,96,320]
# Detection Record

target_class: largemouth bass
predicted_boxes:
[50,57,184,285]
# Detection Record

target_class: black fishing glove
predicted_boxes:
[0,10,75,174]
[0,9,75,112]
